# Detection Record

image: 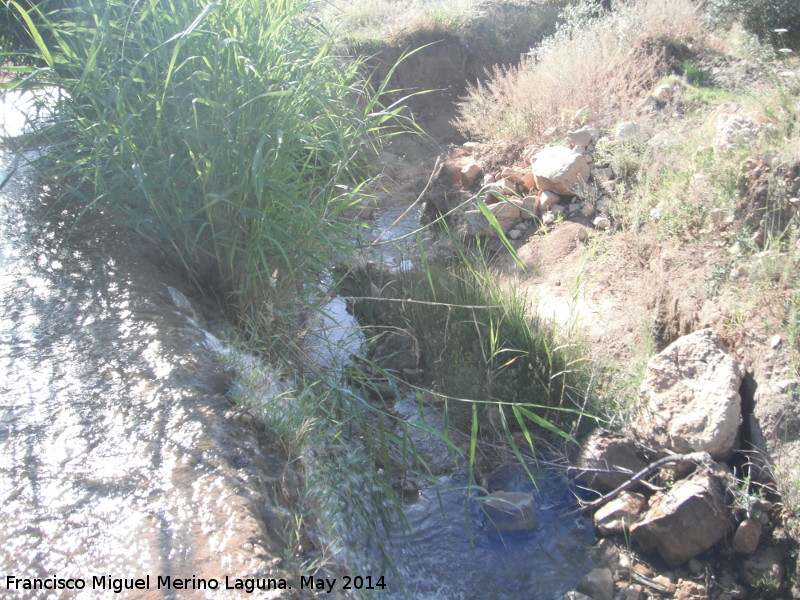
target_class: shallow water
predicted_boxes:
[0,149,290,599]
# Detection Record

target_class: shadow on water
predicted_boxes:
[0,142,289,597]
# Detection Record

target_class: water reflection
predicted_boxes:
[0,151,289,597]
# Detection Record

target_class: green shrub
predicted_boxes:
[706,0,800,50]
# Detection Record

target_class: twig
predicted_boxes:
[371,155,442,245]
[567,451,713,516]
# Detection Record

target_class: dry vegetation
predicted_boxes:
[454,0,709,141]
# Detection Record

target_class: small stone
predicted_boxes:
[616,121,644,141]
[593,216,611,230]
[483,491,537,531]
[521,195,538,215]
[568,202,582,214]
[482,173,495,186]
[591,167,614,182]
[542,211,555,225]
[577,228,589,242]
[582,203,596,218]
[460,161,483,187]
[709,208,730,227]
[551,204,566,216]
[572,105,593,126]
[521,172,536,191]
[770,334,782,349]
[576,568,614,600]
[732,519,761,554]
[540,189,560,209]
[509,229,522,240]
[619,585,642,600]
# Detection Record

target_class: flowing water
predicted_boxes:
[0,144,295,598]
[1,93,596,599]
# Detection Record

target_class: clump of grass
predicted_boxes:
[454,0,706,141]
[8,0,404,343]
[338,252,593,450]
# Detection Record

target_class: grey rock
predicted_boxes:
[483,491,537,531]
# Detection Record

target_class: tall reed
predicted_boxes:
[6,0,404,340]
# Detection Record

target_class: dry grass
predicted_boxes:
[454,0,706,141]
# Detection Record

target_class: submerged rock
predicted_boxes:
[635,329,744,459]
[575,568,614,600]
[630,469,731,565]
[482,491,537,531]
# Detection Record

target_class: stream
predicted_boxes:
[1,92,597,599]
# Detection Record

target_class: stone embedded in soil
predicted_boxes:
[634,328,744,460]
[732,518,761,554]
[630,469,731,566]
[460,160,483,187]
[593,216,611,230]
[482,491,537,531]
[576,429,650,493]
[594,491,647,536]
[531,146,590,196]
[575,568,614,600]
[540,189,560,210]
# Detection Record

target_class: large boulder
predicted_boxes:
[576,429,651,493]
[630,469,731,565]
[483,491,537,531]
[531,146,590,196]
[635,329,745,459]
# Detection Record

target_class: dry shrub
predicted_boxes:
[454,0,705,141]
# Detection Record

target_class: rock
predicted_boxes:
[577,227,589,241]
[508,229,522,240]
[582,203,596,218]
[521,195,539,215]
[482,173,496,186]
[615,121,644,141]
[714,113,774,153]
[568,125,599,148]
[594,492,647,536]
[531,146,590,196]
[483,491,537,531]
[630,469,731,565]
[460,160,483,187]
[653,83,674,103]
[572,105,593,126]
[464,199,523,237]
[741,547,785,590]
[521,172,536,191]
[568,202,582,214]
[560,592,592,600]
[732,518,761,554]
[770,334,782,349]
[576,429,650,493]
[501,167,528,185]
[591,167,614,182]
[551,204,566,216]
[619,585,643,600]
[593,216,611,230]
[484,179,515,202]
[575,568,614,600]
[543,125,565,142]
[369,330,421,380]
[540,189,561,210]
[635,329,745,459]
[542,211,555,225]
